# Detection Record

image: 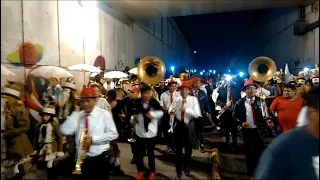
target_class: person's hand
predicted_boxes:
[145,112,152,119]
[267,120,274,127]
[169,110,175,115]
[56,152,64,157]
[162,107,168,113]
[83,136,92,152]
[119,113,126,119]
[242,122,249,128]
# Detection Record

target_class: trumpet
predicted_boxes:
[216,100,232,120]
[72,128,88,174]
[168,115,175,133]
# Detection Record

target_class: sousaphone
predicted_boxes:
[248,56,277,82]
[137,56,166,85]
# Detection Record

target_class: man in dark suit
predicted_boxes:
[205,77,216,126]
[189,77,212,153]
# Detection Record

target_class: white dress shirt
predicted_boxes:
[212,88,221,110]
[134,105,164,139]
[60,106,118,157]
[96,97,110,111]
[296,106,308,127]
[160,90,181,109]
[168,96,201,124]
[244,97,257,129]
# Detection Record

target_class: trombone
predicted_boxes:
[216,100,232,120]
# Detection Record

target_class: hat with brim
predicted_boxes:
[242,78,258,91]
[40,105,56,116]
[167,80,178,86]
[79,87,98,98]
[178,81,191,90]
[189,77,201,86]
[1,84,21,99]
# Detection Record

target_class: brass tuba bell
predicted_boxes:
[137,56,166,85]
[248,56,277,82]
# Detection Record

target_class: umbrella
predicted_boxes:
[68,64,102,73]
[1,65,16,77]
[129,67,137,74]
[104,71,128,79]
[28,66,73,79]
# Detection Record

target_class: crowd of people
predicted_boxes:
[1,65,319,180]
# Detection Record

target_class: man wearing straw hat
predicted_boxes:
[60,86,118,180]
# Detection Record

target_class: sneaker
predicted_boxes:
[148,172,156,180]
[136,172,145,180]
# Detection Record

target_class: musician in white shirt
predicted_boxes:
[159,80,180,153]
[90,83,110,111]
[103,78,115,90]
[168,81,201,180]
[60,87,118,180]
[134,85,164,180]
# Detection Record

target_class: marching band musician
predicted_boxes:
[159,80,180,153]
[1,84,34,180]
[168,81,201,180]
[60,87,118,180]
[134,85,163,180]
[154,80,167,97]
[103,78,115,91]
[89,83,110,111]
[189,77,212,153]
[232,78,274,178]
[216,79,241,150]
[120,85,140,164]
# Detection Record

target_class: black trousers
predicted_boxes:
[195,116,204,145]
[159,113,173,147]
[74,151,111,180]
[134,136,156,172]
[242,128,264,176]
[221,110,237,144]
[174,123,193,174]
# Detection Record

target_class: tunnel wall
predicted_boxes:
[1,1,193,91]
[230,5,319,75]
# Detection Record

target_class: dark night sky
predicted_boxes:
[174,10,262,71]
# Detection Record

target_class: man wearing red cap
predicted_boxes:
[189,77,212,153]
[232,78,275,178]
[60,87,118,180]
[159,80,180,153]
[168,81,201,180]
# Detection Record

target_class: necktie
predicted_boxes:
[170,93,173,103]
[85,114,89,130]
[250,100,256,125]
[181,99,186,122]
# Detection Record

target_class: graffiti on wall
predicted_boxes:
[7,42,44,67]
[115,59,125,70]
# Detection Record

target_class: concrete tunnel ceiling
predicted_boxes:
[104,0,316,20]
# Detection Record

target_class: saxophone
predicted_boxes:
[72,128,88,174]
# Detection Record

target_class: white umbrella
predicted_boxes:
[1,65,16,77]
[29,66,73,79]
[104,71,128,79]
[129,67,137,75]
[68,64,101,73]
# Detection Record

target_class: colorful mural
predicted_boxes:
[7,42,44,67]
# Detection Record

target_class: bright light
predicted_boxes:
[228,69,231,72]
[213,70,216,74]
[194,51,197,54]
[191,70,194,73]
[200,72,203,75]
[202,70,205,72]
[171,66,175,71]
[303,67,309,72]
[226,75,232,81]
[209,70,212,73]
[194,70,197,73]
[239,72,244,77]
